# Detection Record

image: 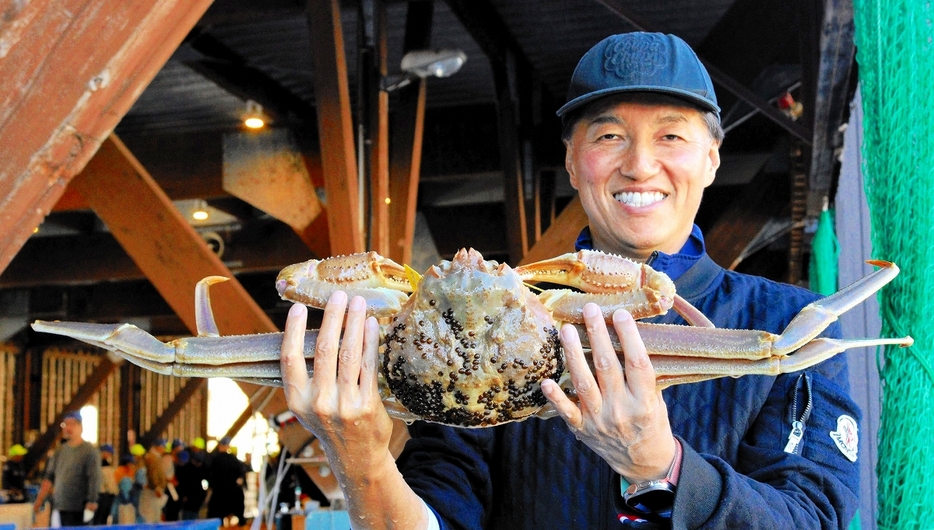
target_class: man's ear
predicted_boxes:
[565,140,579,190]
[704,141,721,188]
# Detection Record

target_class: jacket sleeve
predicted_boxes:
[395,423,496,530]
[671,353,860,529]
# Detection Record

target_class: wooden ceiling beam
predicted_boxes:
[70,135,277,336]
[519,197,588,265]
[0,0,215,276]
[68,134,292,421]
[306,0,365,255]
[0,220,313,289]
[704,168,789,269]
[388,0,433,264]
[362,0,391,255]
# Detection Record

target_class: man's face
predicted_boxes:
[61,418,82,442]
[564,99,720,259]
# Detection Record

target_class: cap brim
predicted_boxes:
[556,85,720,117]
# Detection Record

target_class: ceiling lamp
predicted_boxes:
[382,49,467,92]
[242,100,266,129]
[401,49,467,79]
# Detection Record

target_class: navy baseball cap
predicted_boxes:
[62,410,82,423]
[100,444,114,453]
[557,32,719,119]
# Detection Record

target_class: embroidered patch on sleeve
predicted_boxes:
[830,415,859,462]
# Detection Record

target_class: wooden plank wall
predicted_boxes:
[39,350,205,454]
[41,349,122,449]
[0,344,19,455]
[137,369,207,446]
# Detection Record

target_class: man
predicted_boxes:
[138,439,168,522]
[279,32,860,529]
[2,444,28,503]
[163,438,187,521]
[93,444,119,524]
[33,411,102,526]
[176,448,208,520]
[206,436,246,527]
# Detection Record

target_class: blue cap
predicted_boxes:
[557,32,719,119]
[171,438,185,450]
[219,436,232,446]
[154,438,167,449]
[62,410,82,423]
[100,444,114,453]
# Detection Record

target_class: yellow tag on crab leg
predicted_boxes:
[404,264,423,290]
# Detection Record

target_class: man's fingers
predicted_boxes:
[312,290,348,396]
[359,316,381,394]
[337,296,367,386]
[280,302,310,403]
[560,323,601,414]
[613,309,656,398]
[582,303,624,396]
[541,379,583,432]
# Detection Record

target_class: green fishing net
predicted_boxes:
[853,1,934,528]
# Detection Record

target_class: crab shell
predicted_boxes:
[382,249,564,427]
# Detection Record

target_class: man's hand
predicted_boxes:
[541,303,676,483]
[280,292,396,482]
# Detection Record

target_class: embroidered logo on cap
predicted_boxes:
[603,37,666,83]
[830,415,858,462]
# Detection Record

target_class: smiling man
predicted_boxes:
[279,32,860,529]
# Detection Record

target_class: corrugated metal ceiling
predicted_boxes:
[116,0,736,136]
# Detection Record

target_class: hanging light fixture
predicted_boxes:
[242,100,266,129]
[191,199,210,221]
[382,49,467,92]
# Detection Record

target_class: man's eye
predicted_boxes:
[662,134,682,141]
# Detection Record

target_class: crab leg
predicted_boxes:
[31,320,313,380]
[29,319,424,422]
[573,260,912,383]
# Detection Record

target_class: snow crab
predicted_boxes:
[32,249,911,428]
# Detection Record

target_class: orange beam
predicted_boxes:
[519,196,588,265]
[388,79,427,265]
[0,0,215,275]
[369,2,390,256]
[71,135,291,416]
[306,0,364,255]
[71,135,276,336]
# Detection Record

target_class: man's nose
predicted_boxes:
[619,142,659,180]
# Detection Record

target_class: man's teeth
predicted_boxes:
[615,191,666,207]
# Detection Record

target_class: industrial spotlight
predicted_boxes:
[382,49,467,92]
[242,99,266,129]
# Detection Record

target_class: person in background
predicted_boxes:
[138,439,167,523]
[111,473,138,525]
[176,449,209,520]
[190,437,208,469]
[163,439,185,521]
[278,31,860,529]
[2,444,28,503]
[206,437,246,527]
[93,444,119,524]
[32,411,102,526]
